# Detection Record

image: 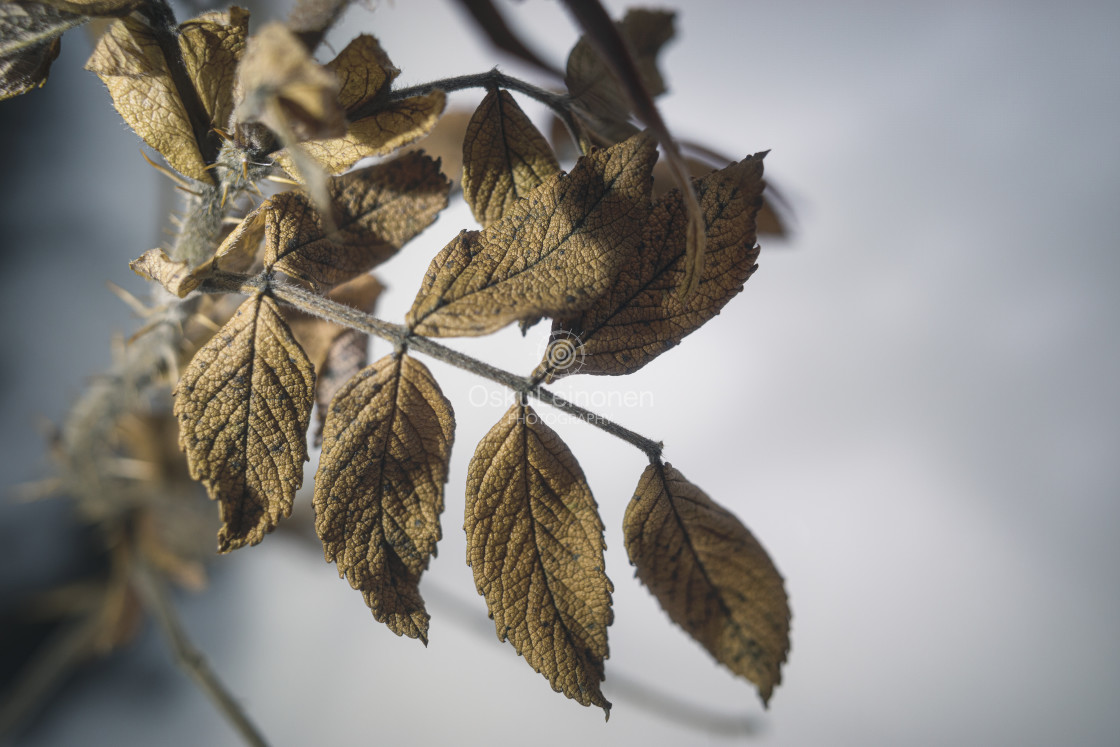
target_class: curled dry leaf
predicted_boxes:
[130,248,204,298]
[314,353,454,642]
[462,89,560,227]
[0,3,82,100]
[406,132,657,337]
[543,153,765,378]
[234,21,344,142]
[624,462,790,706]
[173,292,315,552]
[274,34,446,177]
[466,403,613,715]
[85,8,249,183]
[260,152,450,288]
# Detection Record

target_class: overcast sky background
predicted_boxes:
[2,0,1118,745]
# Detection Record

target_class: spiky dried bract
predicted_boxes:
[462,89,560,227]
[85,8,248,183]
[406,132,657,337]
[314,354,454,642]
[173,292,314,552]
[624,462,790,706]
[465,403,613,715]
[275,34,446,176]
[262,153,450,288]
[546,153,765,378]
[130,248,204,298]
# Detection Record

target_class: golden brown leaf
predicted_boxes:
[233,21,344,142]
[262,153,450,287]
[129,248,204,298]
[274,34,446,176]
[173,292,315,552]
[85,9,249,183]
[400,109,472,191]
[543,153,765,378]
[465,403,613,714]
[624,462,790,706]
[406,132,656,337]
[312,327,367,448]
[462,89,560,227]
[314,353,454,642]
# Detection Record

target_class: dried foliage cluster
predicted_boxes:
[2,0,791,740]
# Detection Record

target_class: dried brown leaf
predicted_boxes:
[406,132,656,337]
[624,462,790,706]
[314,353,454,642]
[262,152,450,287]
[544,153,765,378]
[400,109,473,192]
[0,35,60,100]
[312,327,367,448]
[462,89,560,227]
[85,9,249,183]
[173,292,315,552]
[466,402,612,714]
[275,34,446,176]
[234,21,344,142]
[129,248,204,298]
[564,8,674,145]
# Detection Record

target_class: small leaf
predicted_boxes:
[275,34,445,176]
[85,9,249,183]
[624,462,790,706]
[466,402,613,715]
[407,132,656,337]
[312,327,367,448]
[314,353,454,643]
[462,89,560,227]
[173,292,315,552]
[564,8,675,145]
[544,153,765,378]
[130,248,204,297]
[0,3,82,101]
[262,153,450,288]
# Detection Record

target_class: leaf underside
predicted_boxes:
[624,462,791,706]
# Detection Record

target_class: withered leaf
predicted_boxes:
[465,403,613,714]
[262,152,450,287]
[462,89,560,227]
[85,9,249,183]
[130,248,204,298]
[234,21,344,142]
[0,3,79,100]
[314,353,454,642]
[543,153,765,378]
[173,291,315,552]
[407,132,656,337]
[624,462,790,706]
[401,109,473,191]
[312,327,367,448]
[564,8,675,146]
[275,34,445,176]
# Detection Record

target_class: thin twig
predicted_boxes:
[202,278,664,460]
[131,560,269,747]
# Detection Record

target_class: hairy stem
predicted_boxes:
[379,69,584,151]
[201,275,663,459]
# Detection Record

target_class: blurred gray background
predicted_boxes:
[2,0,1118,744]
